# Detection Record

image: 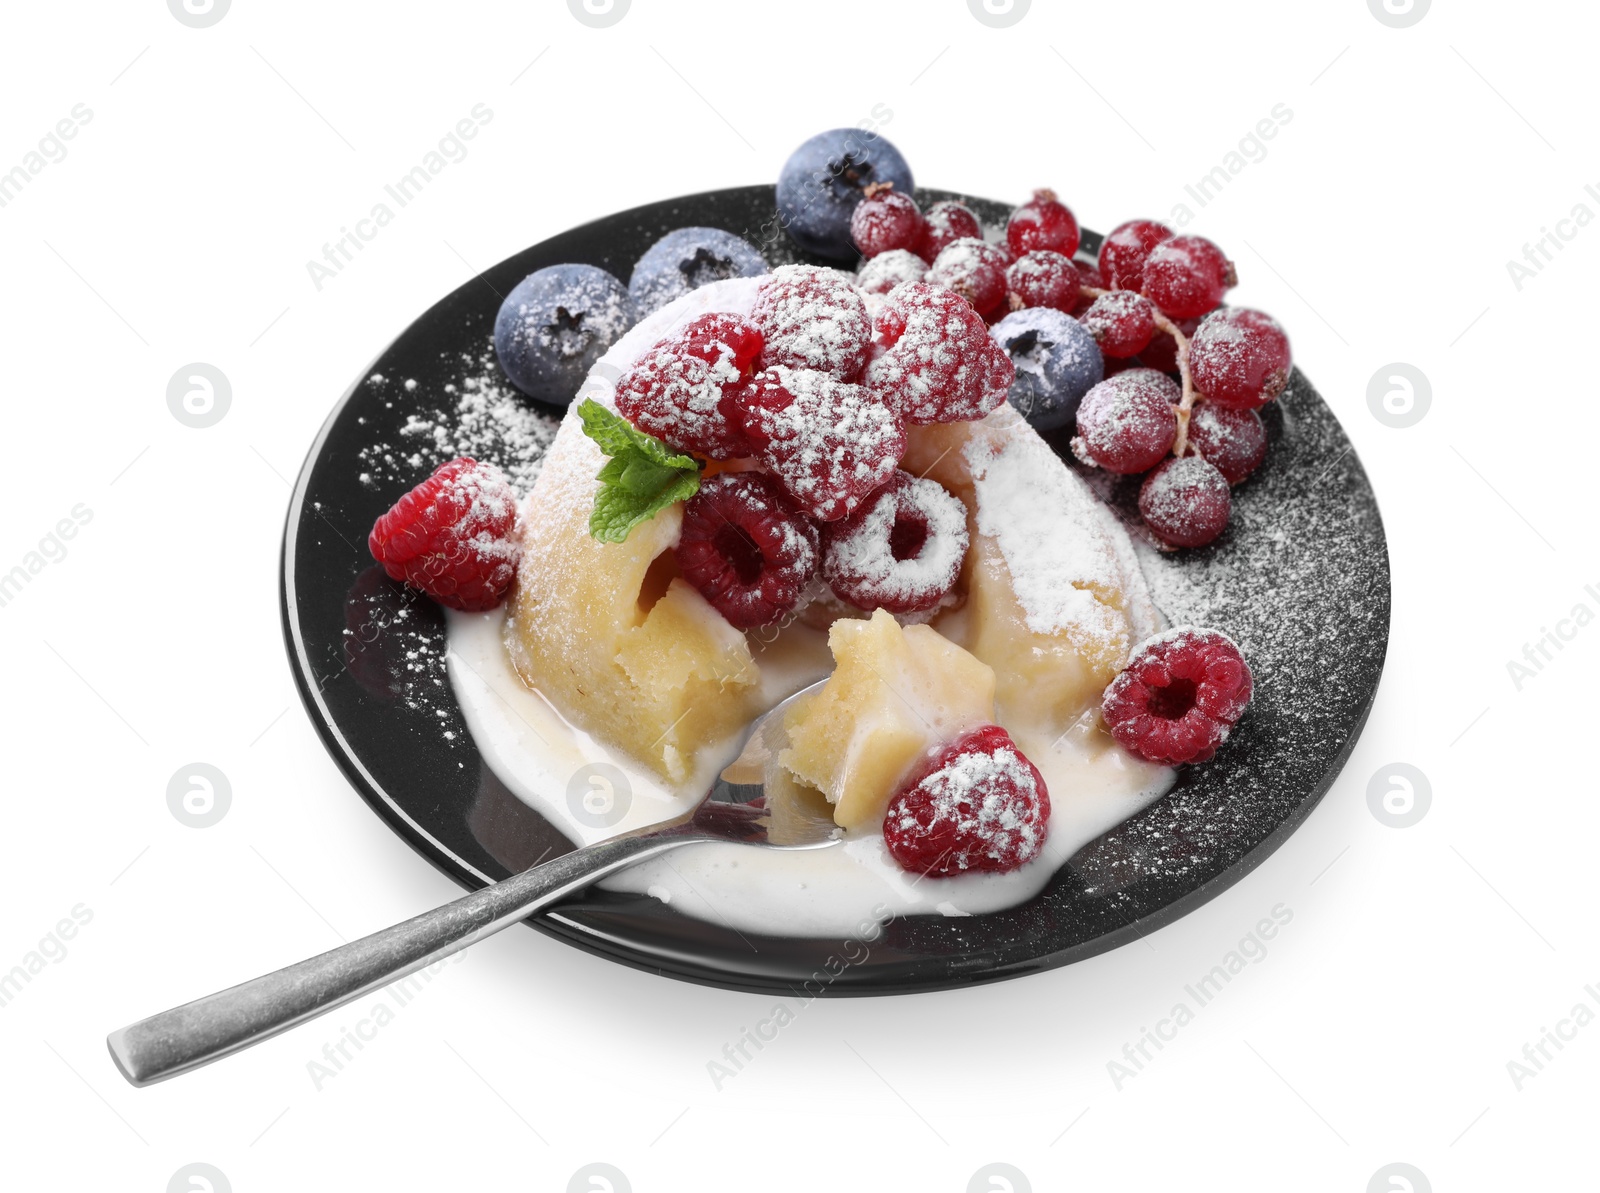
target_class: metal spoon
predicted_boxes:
[107,681,834,1087]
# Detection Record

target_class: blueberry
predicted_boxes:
[494,264,635,405]
[991,308,1104,431]
[628,227,767,317]
[776,128,914,261]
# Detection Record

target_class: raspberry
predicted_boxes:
[1135,315,1200,374]
[1187,403,1268,485]
[1141,235,1235,320]
[1098,219,1173,290]
[882,725,1050,877]
[1101,628,1252,765]
[866,282,1015,424]
[751,264,872,381]
[1072,369,1179,474]
[1081,290,1156,359]
[1139,455,1231,547]
[674,473,819,629]
[856,248,927,295]
[915,200,983,263]
[368,457,521,612]
[925,238,1010,319]
[614,313,762,458]
[850,182,924,259]
[1005,250,1081,313]
[738,366,906,521]
[1006,188,1080,259]
[821,470,969,614]
[1188,307,1291,410]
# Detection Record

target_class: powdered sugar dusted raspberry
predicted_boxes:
[739,366,906,522]
[821,470,969,614]
[751,264,871,380]
[675,472,819,628]
[865,282,1014,424]
[856,249,927,295]
[614,313,761,458]
[368,457,522,612]
[883,724,1050,876]
[1102,627,1252,765]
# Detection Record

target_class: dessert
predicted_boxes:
[361,132,1297,932]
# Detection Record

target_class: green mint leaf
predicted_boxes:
[578,398,701,543]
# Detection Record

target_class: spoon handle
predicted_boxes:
[107,829,692,1087]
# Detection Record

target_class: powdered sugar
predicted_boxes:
[745,365,906,522]
[856,248,927,295]
[822,472,968,614]
[751,264,871,379]
[966,413,1138,644]
[358,343,561,497]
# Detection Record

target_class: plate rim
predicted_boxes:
[279,183,1391,996]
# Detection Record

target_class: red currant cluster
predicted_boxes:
[1072,218,1289,550]
[850,186,1294,551]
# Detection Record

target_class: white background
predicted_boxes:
[1,1,1594,1190]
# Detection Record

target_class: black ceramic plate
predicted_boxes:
[282,185,1389,996]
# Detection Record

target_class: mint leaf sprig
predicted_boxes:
[577,399,702,543]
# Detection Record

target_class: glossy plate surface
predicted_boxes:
[282,185,1390,995]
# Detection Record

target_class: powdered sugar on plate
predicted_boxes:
[357,341,561,497]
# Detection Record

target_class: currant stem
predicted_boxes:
[1080,285,1197,457]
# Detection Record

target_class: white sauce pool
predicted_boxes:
[446,609,1174,938]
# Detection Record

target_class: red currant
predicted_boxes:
[1188,307,1290,410]
[1141,235,1235,320]
[1006,189,1080,259]
[1072,369,1179,474]
[1187,402,1267,485]
[1081,291,1156,359]
[1005,250,1081,313]
[850,183,924,259]
[926,238,1009,319]
[1139,456,1231,547]
[1098,219,1173,290]
[916,200,983,264]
